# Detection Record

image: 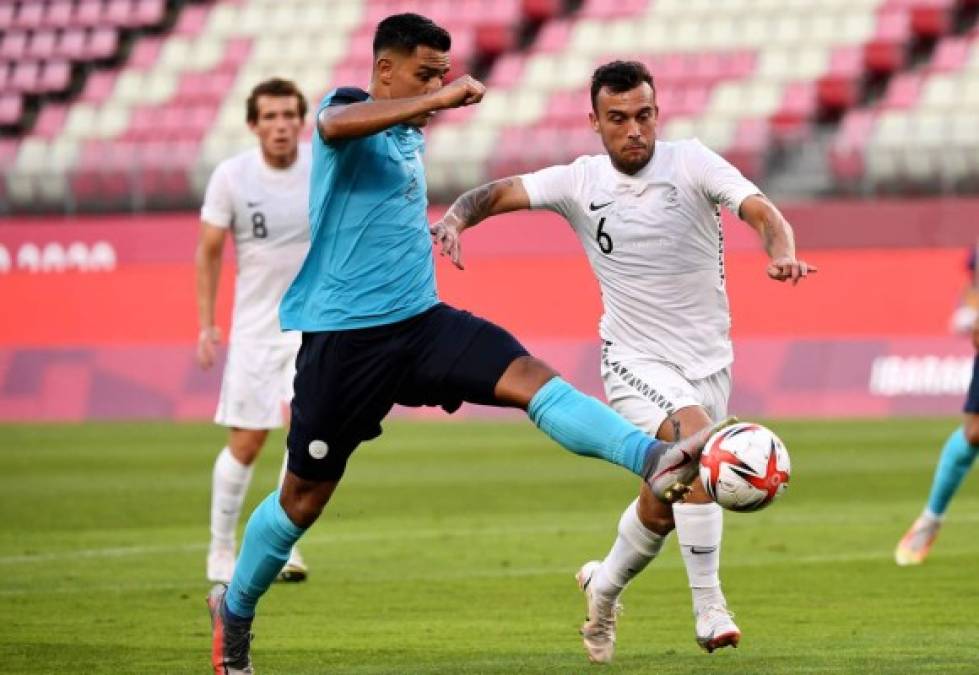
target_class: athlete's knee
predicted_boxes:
[493,355,559,408]
[279,472,338,528]
[228,428,268,465]
[963,415,979,447]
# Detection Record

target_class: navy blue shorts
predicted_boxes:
[965,354,979,414]
[287,303,530,481]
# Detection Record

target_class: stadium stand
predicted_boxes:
[1,0,978,212]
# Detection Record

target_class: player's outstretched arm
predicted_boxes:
[318,76,486,141]
[195,222,227,369]
[430,176,531,269]
[740,194,818,285]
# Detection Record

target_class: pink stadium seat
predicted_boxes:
[134,0,165,27]
[14,2,45,29]
[1,32,28,60]
[40,60,72,94]
[11,61,43,94]
[0,93,23,126]
[173,3,208,35]
[87,27,119,60]
[0,4,14,31]
[105,0,134,27]
[128,36,162,69]
[487,53,524,87]
[533,19,570,53]
[829,110,876,181]
[32,103,69,139]
[771,83,817,141]
[929,36,970,72]
[220,38,252,69]
[579,0,649,19]
[27,31,59,60]
[79,68,118,103]
[45,1,75,29]
[74,0,105,28]
[57,28,88,60]
[881,72,923,109]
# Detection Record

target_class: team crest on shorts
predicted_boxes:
[308,440,329,460]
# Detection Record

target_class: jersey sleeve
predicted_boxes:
[686,139,761,216]
[200,160,234,228]
[520,163,578,219]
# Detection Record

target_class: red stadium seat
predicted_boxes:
[910,1,953,39]
[522,0,562,22]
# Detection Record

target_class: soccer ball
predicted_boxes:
[699,422,790,512]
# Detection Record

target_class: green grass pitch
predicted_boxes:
[1,418,977,673]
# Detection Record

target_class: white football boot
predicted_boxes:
[207,543,235,584]
[277,546,308,582]
[575,560,622,664]
[695,604,741,653]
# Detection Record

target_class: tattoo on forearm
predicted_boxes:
[450,178,514,227]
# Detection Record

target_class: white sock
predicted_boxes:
[674,501,725,613]
[210,447,254,551]
[591,498,667,602]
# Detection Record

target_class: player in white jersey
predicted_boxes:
[430,61,816,661]
[196,78,312,585]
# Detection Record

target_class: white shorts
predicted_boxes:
[601,343,731,435]
[214,340,299,430]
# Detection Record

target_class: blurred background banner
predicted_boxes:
[1,203,974,421]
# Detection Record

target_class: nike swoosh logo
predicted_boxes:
[589,200,613,211]
[652,449,693,481]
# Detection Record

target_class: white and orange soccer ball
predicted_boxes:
[699,422,791,512]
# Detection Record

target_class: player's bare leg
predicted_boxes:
[208,428,267,583]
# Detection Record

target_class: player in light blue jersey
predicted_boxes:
[207,14,734,673]
[896,244,979,565]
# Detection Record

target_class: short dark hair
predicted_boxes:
[373,13,451,56]
[246,78,308,124]
[590,61,655,112]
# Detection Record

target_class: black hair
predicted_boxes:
[590,61,655,111]
[246,77,307,123]
[373,13,451,56]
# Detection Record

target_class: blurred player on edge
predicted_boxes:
[196,78,311,585]
[431,61,817,661]
[896,242,979,565]
[206,16,733,674]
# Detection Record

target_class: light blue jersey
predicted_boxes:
[280,87,438,331]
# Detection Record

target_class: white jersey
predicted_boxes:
[521,139,760,380]
[201,145,311,344]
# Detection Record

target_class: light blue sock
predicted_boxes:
[225,491,306,619]
[926,427,979,517]
[527,376,659,476]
